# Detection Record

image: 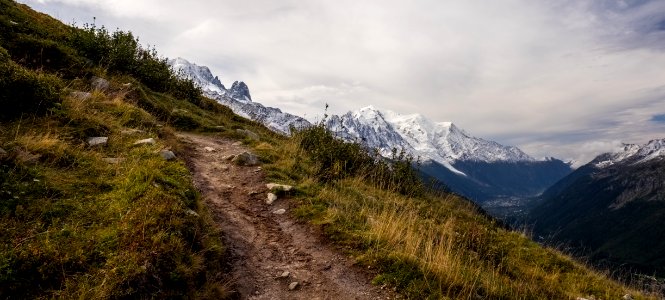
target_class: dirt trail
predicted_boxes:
[179,133,394,300]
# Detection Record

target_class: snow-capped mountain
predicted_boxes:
[228,81,252,102]
[168,58,310,134]
[593,139,665,168]
[169,58,225,94]
[531,138,665,275]
[326,106,536,176]
[171,58,572,205]
[326,106,414,157]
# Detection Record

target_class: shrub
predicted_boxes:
[4,34,81,75]
[0,59,62,120]
[0,46,8,62]
[295,123,424,196]
[68,23,202,103]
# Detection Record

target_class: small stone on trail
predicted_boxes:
[273,209,286,215]
[87,137,108,146]
[223,155,235,161]
[231,151,259,166]
[266,193,278,204]
[279,271,290,278]
[134,138,155,146]
[288,282,299,290]
[160,150,176,161]
[204,146,215,152]
[232,141,242,146]
[266,183,293,192]
[185,209,199,217]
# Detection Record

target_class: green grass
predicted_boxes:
[0,0,659,299]
[254,124,657,299]
[0,88,230,299]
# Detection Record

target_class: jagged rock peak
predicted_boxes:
[229,81,252,101]
[593,138,665,168]
[168,57,226,94]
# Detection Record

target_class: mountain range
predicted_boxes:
[169,58,310,134]
[530,139,665,276]
[169,57,573,210]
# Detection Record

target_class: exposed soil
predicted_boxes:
[178,133,395,300]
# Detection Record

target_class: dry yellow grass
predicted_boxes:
[258,131,657,299]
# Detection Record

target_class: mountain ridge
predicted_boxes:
[171,57,573,206]
[531,138,665,276]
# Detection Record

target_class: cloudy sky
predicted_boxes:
[21,0,665,165]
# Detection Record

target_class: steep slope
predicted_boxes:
[169,58,310,134]
[531,139,665,276]
[0,1,656,299]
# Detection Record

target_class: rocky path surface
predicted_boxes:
[178,133,394,300]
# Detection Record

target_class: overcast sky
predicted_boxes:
[21,0,665,165]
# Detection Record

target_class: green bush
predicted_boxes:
[68,23,202,103]
[0,60,62,120]
[296,123,424,196]
[4,34,81,75]
[0,46,8,62]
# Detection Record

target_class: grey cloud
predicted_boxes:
[19,0,665,164]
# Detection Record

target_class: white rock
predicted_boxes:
[266,183,293,192]
[232,141,242,146]
[91,76,110,91]
[231,151,259,166]
[87,137,108,146]
[279,271,290,278]
[160,150,176,161]
[273,209,286,215]
[134,138,156,146]
[266,193,278,205]
[204,146,215,152]
[185,209,199,217]
[288,282,299,290]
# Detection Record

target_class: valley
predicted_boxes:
[1,0,664,298]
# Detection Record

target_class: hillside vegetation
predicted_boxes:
[0,1,656,299]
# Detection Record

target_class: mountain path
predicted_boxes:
[178,133,395,300]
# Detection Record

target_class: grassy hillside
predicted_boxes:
[531,158,665,279]
[0,0,657,299]
[255,124,656,299]
[0,1,273,298]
